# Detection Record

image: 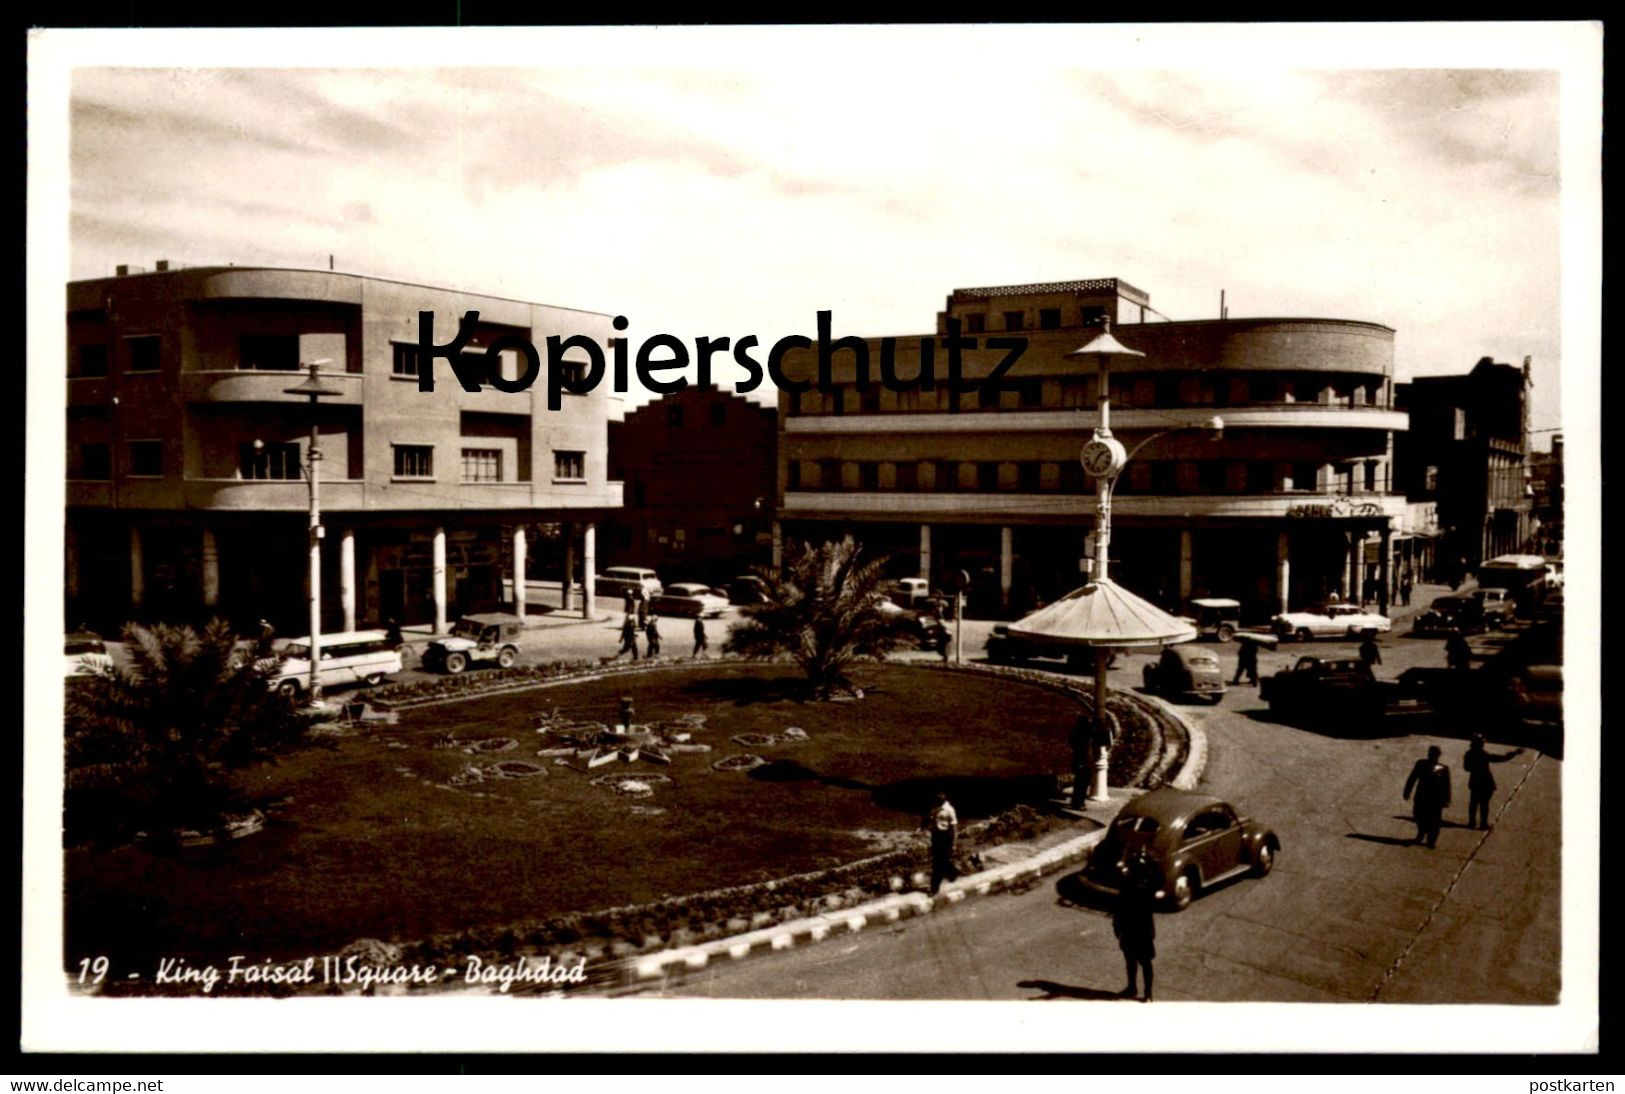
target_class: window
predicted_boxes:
[787,461,802,491]
[79,443,110,480]
[895,462,918,491]
[1364,461,1378,492]
[978,383,1001,410]
[858,462,880,490]
[1424,465,1439,492]
[1292,378,1322,404]
[1017,462,1040,492]
[239,441,301,481]
[74,345,108,378]
[1247,461,1275,493]
[964,313,986,334]
[1039,308,1061,330]
[1291,461,1320,491]
[462,448,503,483]
[858,386,881,413]
[824,388,844,416]
[935,460,958,492]
[553,450,585,481]
[1148,461,1177,493]
[556,358,588,388]
[1079,306,1106,327]
[818,459,841,491]
[977,462,1000,491]
[128,440,163,477]
[126,336,160,373]
[237,334,298,371]
[1248,375,1275,403]
[1003,311,1025,332]
[668,405,684,428]
[1197,461,1225,493]
[393,445,434,479]
[1154,375,1180,408]
[710,402,727,426]
[1059,462,1085,493]
[392,344,420,377]
[1017,382,1043,408]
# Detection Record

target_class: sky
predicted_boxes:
[57,26,1589,440]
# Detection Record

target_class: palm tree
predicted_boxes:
[724,539,920,698]
[65,618,316,841]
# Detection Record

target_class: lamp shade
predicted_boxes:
[1006,578,1195,649]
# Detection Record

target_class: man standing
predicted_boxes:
[255,618,277,659]
[926,791,959,895]
[692,617,708,658]
[644,614,662,658]
[1358,630,1382,668]
[616,615,639,660]
[1401,574,1414,608]
[1114,851,1158,1003]
[1403,745,1452,848]
[1230,638,1259,686]
[1463,733,1524,830]
[1446,630,1473,672]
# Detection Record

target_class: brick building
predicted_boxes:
[1393,357,1534,577]
[773,278,1409,622]
[603,384,777,582]
[66,264,621,633]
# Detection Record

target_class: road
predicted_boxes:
[628,622,1562,1004]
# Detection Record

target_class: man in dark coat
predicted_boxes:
[1231,638,1260,686]
[644,614,662,658]
[925,791,959,895]
[1403,745,1452,848]
[692,617,708,658]
[1358,630,1382,668]
[617,616,639,660]
[1446,631,1472,672]
[1463,733,1524,830]
[1114,851,1158,1002]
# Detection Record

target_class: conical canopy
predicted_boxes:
[1006,578,1195,649]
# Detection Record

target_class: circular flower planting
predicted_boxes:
[590,772,674,798]
[712,753,767,773]
[444,765,486,787]
[467,737,519,754]
[488,760,547,780]
[729,733,779,748]
[781,727,808,741]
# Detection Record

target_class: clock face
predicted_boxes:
[1081,438,1124,479]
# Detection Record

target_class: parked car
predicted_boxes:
[726,574,771,605]
[1077,787,1279,911]
[1141,645,1226,703]
[888,577,933,609]
[650,583,732,618]
[1412,594,1482,635]
[65,631,112,678]
[1181,598,1242,642]
[1468,587,1514,628]
[263,630,404,697]
[595,566,663,601]
[1270,602,1392,641]
[420,613,525,675]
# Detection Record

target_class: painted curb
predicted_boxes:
[614,691,1205,990]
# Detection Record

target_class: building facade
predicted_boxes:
[1393,357,1533,577]
[602,384,778,582]
[1528,433,1563,557]
[774,278,1408,622]
[66,265,621,634]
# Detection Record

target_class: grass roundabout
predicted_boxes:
[65,660,1172,990]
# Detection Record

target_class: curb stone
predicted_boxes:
[610,693,1206,992]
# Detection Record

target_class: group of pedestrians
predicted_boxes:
[612,590,711,660]
[1402,735,1525,847]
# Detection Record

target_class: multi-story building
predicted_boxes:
[603,384,777,582]
[1393,357,1533,577]
[66,264,621,633]
[773,278,1408,622]
[1528,433,1563,557]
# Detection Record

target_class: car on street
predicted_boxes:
[1270,602,1392,641]
[263,630,404,696]
[65,631,113,678]
[1180,598,1242,642]
[595,566,663,601]
[420,613,525,675]
[726,574,771,605]
[1141,645,1227,703]
[650,583,732,618]
[1468,587,1515,628]
[1078,787,1279,910]
[887,577,933,609]
[1412,594,1483,635]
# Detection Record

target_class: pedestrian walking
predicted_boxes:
[1463,733,1524,830]
[384,617,404,648]
[1401,575,1413,607]
[933,619,951,662]
[622,590,636,618]
[1358,630,1382,668]
[1113,851,1157,1002]
[692,617,708,658]
[617,616,640,660]
[925,791,959,895]
[1446,630,1472,672]
[255,618,277,658]
[1403,745,1452,848]
[1327,589,1341,606]
[636,592,650,629]
[1230,638,1259,686]
[644,614,662,658]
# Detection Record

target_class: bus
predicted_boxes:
[1475,554,1551,617]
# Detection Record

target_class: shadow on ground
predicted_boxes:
[1017,978,1134,1001]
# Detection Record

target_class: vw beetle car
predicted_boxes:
[1182,598,1242,642]
[421,613,525,674]
[1141,645,1227,703]
[1079,787,1279,910]
[65,631,113,678]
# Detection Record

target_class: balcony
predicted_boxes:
[180,369,364,406]
[184,478,368,511]
[784,405,1407,435]
[781,489,1409,523]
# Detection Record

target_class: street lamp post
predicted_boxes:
[284,360,342,704]
[1068,320,1222,803]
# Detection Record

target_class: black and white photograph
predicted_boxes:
[23,23,1600,1056]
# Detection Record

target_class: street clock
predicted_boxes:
[1080,437,1127,480]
